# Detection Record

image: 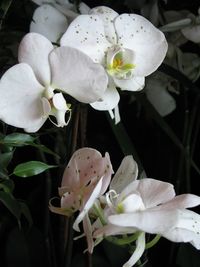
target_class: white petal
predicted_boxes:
[121,194,145,213]
[60,14,111,64]
[182,25,200,43]
[160,194,200,210]
[52,93,67,110]
[114,14,168,76]
[0,63,46,131]
[109,209,180,233]
[93,224,136,238]
[18,32,53,86]
[73,177,103,231]
[90,80,120,110]
[79,2,91,14]
[114,76,145,92]
[110,156,138,194]
[162,209,200,249]
[30,5,68,43]
[145,80,176,116]
[90,6,118,44]
[32,0,54,5]
[123,232,145,267]
[53,3,79,22]
[50,46,108,103]
[119,178,175,208]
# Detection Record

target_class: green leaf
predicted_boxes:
[0,191,21,221]
[13,161,57,177]
[0,151,13,168]
[2,133,35,147]
[0,169,9,179]
[0,0,13,29]
[0,179,14,193]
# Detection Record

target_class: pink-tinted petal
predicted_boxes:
[30,5,68,43]
[49,46,108,103]
[18,33,53,86]
[61,148,110,189]
[114,76,145,91]
[0,63,46,132]
[93,224,136,238]
[90,81,120,110]
[83,214,94,253]
[73,177,103,231]
[114,14,168,76]
[60,14,111,64]
[159,194,200,210]
[119,178,175,208]
[90,6,118,44]
[110,156,138,194]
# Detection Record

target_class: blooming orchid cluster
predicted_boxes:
[51,147,200,267]
[0,4,168,131]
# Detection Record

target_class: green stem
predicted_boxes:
[145,234,161,249]
[93,203,107,226]
[107,232,141,246]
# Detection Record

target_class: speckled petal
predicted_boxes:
[90,6,118,44]
[18,33,53,86]
[30,4,68,43]
[60,14,111,64]
[114,14,168,76]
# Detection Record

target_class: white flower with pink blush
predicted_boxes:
[60,6,168,111]
[94,156,200,267]
[50,147,113,253]
[0,33,108,132]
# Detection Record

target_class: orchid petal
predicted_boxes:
[79,2,91,14]
[93,224,136,238]
[90,80,120,110]
[123,232,145,267]
[0,63,46,132]
[121,194,145,213]
[159,194,200,210]
[182,25,200,43]
[18,33,53,86]
[90,6,118,44]
[162,209,200,249]
[73,177,103,231]
[61,148,111,189]
[110,156,138,194]
[52,93,67,110]
[114,76,145,91]
[83,214,94,253]
[30,4,68,43]
[119,178,175,208]
[53,3,79,22]
[32,0,54,5]
[60,14,111,64]
[49,46,108,103]
[145,82,176,116]
[108,209,180,233]
[114,14,168,76]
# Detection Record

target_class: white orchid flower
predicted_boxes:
[94,156,200,267]
[60,6,168,111]
[30,1,90,43]
[0,33,108,132]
